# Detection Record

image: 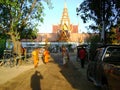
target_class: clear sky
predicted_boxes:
[38,0,89,33]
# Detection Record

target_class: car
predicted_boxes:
[87,45,120,90]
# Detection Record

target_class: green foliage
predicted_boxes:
[77,0,120,32]
[0,0,52,56]
[21,28,38,39]
[107,27,117,44]
[89,35,101,60]
[0,0,52,40]
[0,39,6,58]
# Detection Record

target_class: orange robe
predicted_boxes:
[32,49,39,68]
[43,50,50,63]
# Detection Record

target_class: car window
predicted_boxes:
[104,47,120,62]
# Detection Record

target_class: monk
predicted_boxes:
[43,47,50,64]
[32,48,39,68]
[61,45,69,67]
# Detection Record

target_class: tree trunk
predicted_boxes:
[10,34,22,57]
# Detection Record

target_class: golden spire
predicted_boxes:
[60,1,70,31]
[64,0,67,9]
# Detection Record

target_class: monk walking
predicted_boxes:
[32,48,39,68]
[43,47,50,64]
[61,45,69,67]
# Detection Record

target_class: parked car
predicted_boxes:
[87,45,120,90]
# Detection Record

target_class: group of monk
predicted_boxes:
[32,47,50,68]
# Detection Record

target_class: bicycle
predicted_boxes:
[2,50,15,68]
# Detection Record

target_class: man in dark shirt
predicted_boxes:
[79,46,86,68]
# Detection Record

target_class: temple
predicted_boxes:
[21,2,120,48]
[52,2,78,41]
[21,2,93,47]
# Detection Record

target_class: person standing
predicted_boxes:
[61,45,69,67]
[43,47,50,64]
[32,48,39,68]
[79,46,86,68]
[21,46,26,61]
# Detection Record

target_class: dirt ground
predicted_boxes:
[0,57,41,85]
[0,53,100,90]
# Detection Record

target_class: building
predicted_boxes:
[52,2,78,41]
[52,3,78,34]
[22,2,92,48]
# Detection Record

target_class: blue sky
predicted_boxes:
[38,0,89,33]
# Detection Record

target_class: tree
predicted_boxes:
[76,0,120,43]
[0,39,6,58]
[0,0,52,56]
[107,26,117,44]
[89,35,100,60]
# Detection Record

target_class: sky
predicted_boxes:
[38,0,89,33]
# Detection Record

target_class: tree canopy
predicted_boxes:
[76,0,120,32]
[0,0,52,56]
[0,0,52,40]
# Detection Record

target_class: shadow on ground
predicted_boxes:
[51,53,101,90]
[31,70,43,90]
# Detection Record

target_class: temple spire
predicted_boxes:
[64,0,67,9]
[60,1,70,30]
